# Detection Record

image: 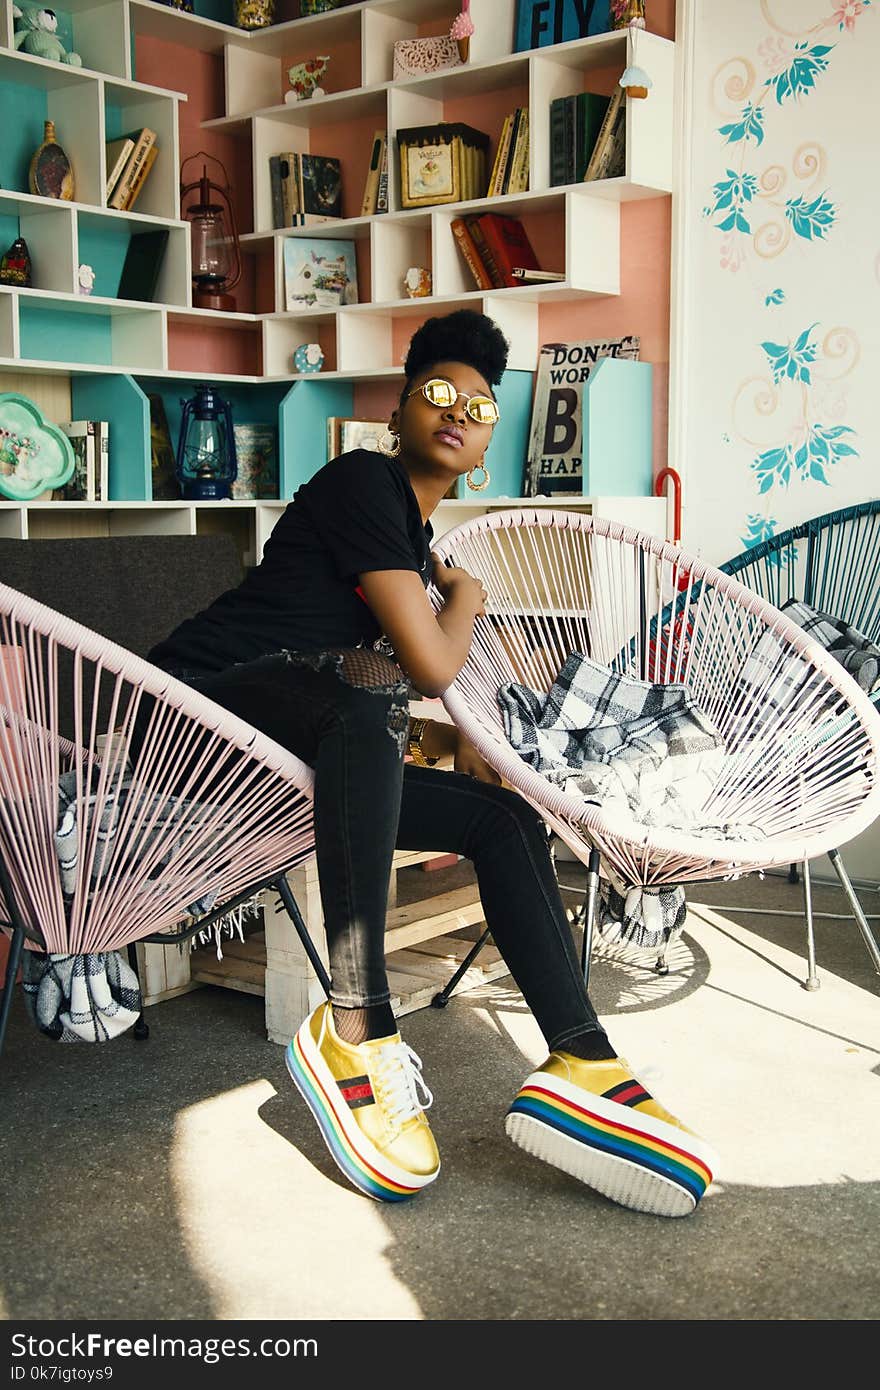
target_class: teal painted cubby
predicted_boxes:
[76,218,130,300]
[0,79,48,195]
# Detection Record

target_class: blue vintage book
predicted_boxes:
[514,0,611,52]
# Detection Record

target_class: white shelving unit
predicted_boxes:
[0,0,673,556]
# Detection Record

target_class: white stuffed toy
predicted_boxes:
[13,6,83,66]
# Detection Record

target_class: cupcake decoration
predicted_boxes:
[449,0,474,62]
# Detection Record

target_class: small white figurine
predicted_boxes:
[77,263,96,295]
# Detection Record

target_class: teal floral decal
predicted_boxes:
[762,326,818,384]
[763,43,833,103]
[704,3,872,273]
[709,170,758,233]
[765,288,785,305]
[733,322,861,547]
[718,103,764,147]
[740,515,792,567]
[784,192,837,240]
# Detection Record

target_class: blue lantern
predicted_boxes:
[175,383,238,500]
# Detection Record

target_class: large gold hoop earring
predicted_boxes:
[378,429,401,458]
[466,459,490,491]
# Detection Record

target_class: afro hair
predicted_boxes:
[403,309,509,391]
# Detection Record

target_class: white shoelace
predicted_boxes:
[372,1040,434,1128]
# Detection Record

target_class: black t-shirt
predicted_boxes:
[149,449,434,674]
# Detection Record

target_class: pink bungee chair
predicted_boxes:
[0,580,323,1055]
[428,509,880,988]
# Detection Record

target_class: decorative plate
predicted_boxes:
[0,394,76,501]
[293,342,325,373]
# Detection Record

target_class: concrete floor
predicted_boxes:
[1,860,879,1322]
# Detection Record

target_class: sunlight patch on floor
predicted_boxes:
[170,1079,423,1320]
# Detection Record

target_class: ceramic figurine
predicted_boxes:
[77,263,95,295]
[286,56,330,102]
[0,237,32,287]
[13,5,82,66]
[404,266,432,298]
[293,342,325,373]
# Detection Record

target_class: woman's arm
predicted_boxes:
[357,560,486,698]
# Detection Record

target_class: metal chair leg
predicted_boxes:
[581,848,600,992]
[0,926,25,1061]
[274,874,332,996]
[801,857,820,991]
[126,942,150,1040]
[431,927,492,1009]
[827,848,880,977]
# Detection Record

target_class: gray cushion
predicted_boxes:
[0,535,243,738]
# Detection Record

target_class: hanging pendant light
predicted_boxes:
[180,151,243,311]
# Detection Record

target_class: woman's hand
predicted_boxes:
[453,730,502,785]
[431,554,487,618]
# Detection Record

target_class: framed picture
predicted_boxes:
[283,237,358,311]
[327,417,386,459]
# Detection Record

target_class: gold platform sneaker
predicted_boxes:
[506,1052,718,1217]
[286,1001,440,1200]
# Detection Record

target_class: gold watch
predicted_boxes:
[407,716,439,767]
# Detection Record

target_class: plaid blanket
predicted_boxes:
[498,652,727,832]
[21,948,141,1043]
[19,772,234,1043]
[782,599,880,694]
[497,653,744,948]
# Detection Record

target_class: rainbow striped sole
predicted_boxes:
[285,1023,439,1203]
[506,1073,717,1218]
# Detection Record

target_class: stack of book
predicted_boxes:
[548,92,610,185]
[105,129,158,211]
[360,131,390,217]
[268,152,343,228]
[487,107,530,197]
[56,420,109,502]
[550,87,626,185]
[451,212,562,290]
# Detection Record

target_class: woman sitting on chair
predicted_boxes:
[146,309,717,1218]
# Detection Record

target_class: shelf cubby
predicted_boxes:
[361,0,518,87]
[167,312,263,376]
[75,208,190,304]
[17,293,165,372]
[262,311,338,377]
[251,96,387,233]
[0,192,77,293]
[371,213,431,304]
[102,79,181,219]
[0,292,17,359]
[224,12,363,116]
[0,50,103,205]
[9,0,134,81]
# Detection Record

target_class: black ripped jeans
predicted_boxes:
[161,649,603,1052]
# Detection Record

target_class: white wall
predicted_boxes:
[672,0,879,888]
[672,0,879,567]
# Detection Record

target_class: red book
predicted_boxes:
[472,212,540,288]
[465,215,503,288]
[451,217,493,290]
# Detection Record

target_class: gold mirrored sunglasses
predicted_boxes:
[406,377,500,425]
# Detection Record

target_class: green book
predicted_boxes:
[575,93,611,182]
